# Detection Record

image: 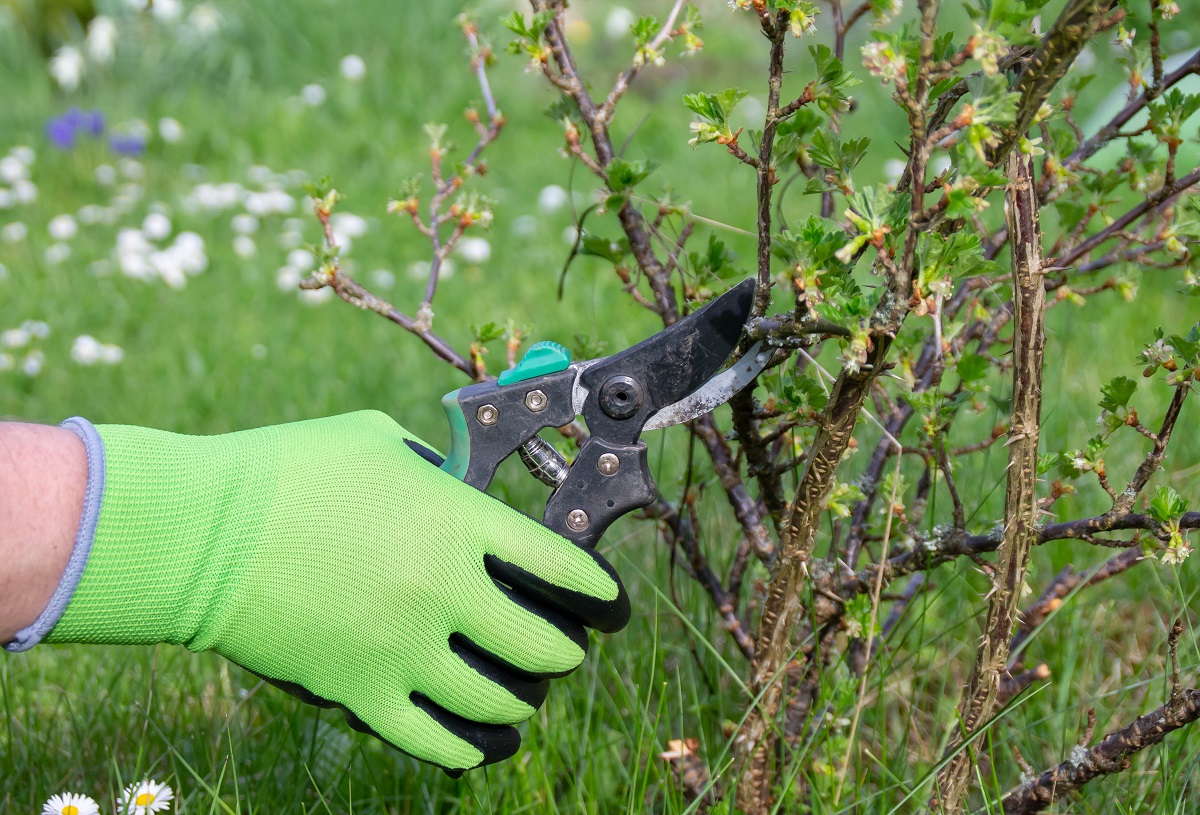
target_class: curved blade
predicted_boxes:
[579,278,756,412]
[644,342,769,430]
[575,278,756,444]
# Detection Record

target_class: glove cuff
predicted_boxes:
[3,417,106,653]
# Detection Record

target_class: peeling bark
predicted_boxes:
[935,153,1048,812]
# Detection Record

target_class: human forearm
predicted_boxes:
[0,422,85,643]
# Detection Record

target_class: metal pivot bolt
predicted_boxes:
[598,375,644,420]
[477,404,499,426]
[597,453,620,476]
[566,509,590,532]
[525,389,548,412]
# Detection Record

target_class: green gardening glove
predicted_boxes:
[15,411,630,772]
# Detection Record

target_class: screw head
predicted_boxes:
[566,509,590,532]
[525,389,548,412]
[477,404,499,426]
[597,453,620,476]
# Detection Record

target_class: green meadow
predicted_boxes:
[2,1,1198,812]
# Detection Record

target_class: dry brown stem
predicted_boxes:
[935,153,1048,813]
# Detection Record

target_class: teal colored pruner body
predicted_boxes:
[439,341,572,483]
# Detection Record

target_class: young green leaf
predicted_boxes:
[1149,485,1188,524]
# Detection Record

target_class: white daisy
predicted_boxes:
[340,54,366,81]
[42,791,100,815]
[121,779,174,813]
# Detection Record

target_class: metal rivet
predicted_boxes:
[525,389,548,412]
[597,453,620,476]
[566,509,590,532]
[598,374,644,420]
[477,404,499,426]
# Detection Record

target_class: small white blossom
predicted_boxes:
[244,190,295,216]
[120,779,174,814]
[1161,537,1192,565]
[86,16,118,65]
[0,155,26,184]
[142,212,173,241]
[300,83,327,107]
[231,213,259,234]
[11,146,34,166]
[369,269,395,288]
[2,222,27,243]
[120,157,146,180]
[276,265,303,291]
[510,214,537,237]
[340,54,366,81]
[72,335,124,366]
[158,117,185,144]
[12,179,37,204]
[150,0,183,23]
[331,212,368,239]
[457,236,491,264]
[233,235,257,258]
[187,4,221,35]
[44,243,71,265]
[48,214,78,241]
[95,164,118,185]
[287,248,315,270]
[0,354,11,370]
[0,188,12,209]
[42,791,100,815]
[49,46,86,92]
[862,40,906,83]
[605,7,636,39]
[884,158,907,184]
[538,185,568,213]
[1,328,30,348]
[22,350,44,377]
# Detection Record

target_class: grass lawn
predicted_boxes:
[2,1,1198,812]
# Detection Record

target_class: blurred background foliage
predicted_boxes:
[1,1,1198,812]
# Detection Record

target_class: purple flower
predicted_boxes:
[109,133,146,156]
[45,108,106,150]
[46,117,77,150]
[79,109,105,137]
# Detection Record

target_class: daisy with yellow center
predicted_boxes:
[42,792,100,815]
[120,779,174,814]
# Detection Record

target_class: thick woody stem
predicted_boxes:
[986,0,1110,166]
[733,3,940,808]
[935,153,1047,813]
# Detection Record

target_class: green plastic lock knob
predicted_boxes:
[497,341,572,386]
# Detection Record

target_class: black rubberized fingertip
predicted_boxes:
[411,692,522,769]
[449,633,551,709]
[239,666,489,776]
[485,548,631,634]
[405,439,446,467]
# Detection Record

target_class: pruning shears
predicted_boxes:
[438,277,769,549]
